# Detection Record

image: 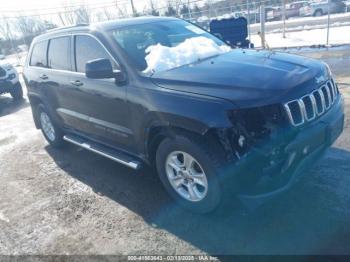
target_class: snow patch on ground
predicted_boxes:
[252,25,350,48]
[269,21,350,34]
[143,36,231,74]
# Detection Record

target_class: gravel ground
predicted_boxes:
[0,50,350,256]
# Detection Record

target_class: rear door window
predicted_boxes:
[30,41,48,67]
[74,35,117,73]
[48,36,71,71]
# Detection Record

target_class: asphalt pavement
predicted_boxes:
[0,49,349,255]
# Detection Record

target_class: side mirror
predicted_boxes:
[86,58,114,79]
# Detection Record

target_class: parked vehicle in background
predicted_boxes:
[345,0,350,11]
[24,17,344,213]
[273,1,309,19]
[0,63,23,100]
[265,6,279,21]
[300,0,346,16]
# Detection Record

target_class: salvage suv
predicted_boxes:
[0,62,23,100]
[23,17,344,213]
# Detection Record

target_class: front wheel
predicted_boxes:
[10,82,23,101]
[156,135,222,213]
[314,10,323,16]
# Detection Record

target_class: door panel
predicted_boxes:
[69,34,131,150]
[43,35,90,131]
[66,76,131,146]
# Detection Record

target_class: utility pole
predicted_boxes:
[208,0,213,19]
[326,0,330,45]
[188,0,192,20]
[130,0,136,16]
[282,0,286,38]
[247,0,251,43]
[260,4,266,48]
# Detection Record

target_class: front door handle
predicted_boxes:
[70,80,84,87]
[39,74,48,80]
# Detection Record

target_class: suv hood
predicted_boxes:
[151,50,329,108]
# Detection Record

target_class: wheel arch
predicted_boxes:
[146,124,227,167]
[313,8,323,16]
[28,93,63,130]
[28,94,44,129]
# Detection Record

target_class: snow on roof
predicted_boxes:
[143,36,231,74]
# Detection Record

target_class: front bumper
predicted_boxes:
[226,95,344,202]
[0,75,19,94]
[0,80,15,94]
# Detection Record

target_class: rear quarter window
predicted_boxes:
[30,41,48,67]
[48,36,71,71]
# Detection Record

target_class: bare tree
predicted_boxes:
[16,16,45,39]
[65,11,75,25]
[116,0,129,18]
[102,7,113,20]
[0,16,13,41]
[172,0,182,16]
[0,16,20,61]
[165,2,177,17]
[149,0,160,16]
[57,5,76,26]
[74,5,91,24]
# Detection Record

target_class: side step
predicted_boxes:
[63,134,141,170]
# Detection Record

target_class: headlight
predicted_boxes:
[8,73,16,80]
[229,104,287,135]
[227,104,288,156]
[3,63,14,71]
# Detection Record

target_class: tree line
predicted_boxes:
[0,0,282,55]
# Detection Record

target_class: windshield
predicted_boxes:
[110,20,228,72]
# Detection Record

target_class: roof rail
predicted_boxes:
[47,23,89,33]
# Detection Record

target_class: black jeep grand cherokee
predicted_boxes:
[23,17,344,213]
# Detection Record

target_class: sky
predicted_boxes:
[0,0,160,17]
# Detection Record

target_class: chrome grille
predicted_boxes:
[284,79,338,127]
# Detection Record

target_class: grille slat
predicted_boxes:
[321,85,330,109]
[285,101,303,126]
[313,90,324,115]
[284,79,338,127]
[327,82,334,103]
[302,95,315,120]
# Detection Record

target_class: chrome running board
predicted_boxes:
[63,134,141,170]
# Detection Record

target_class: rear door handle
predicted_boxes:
[70,80,84,87]
[39,74,48,80]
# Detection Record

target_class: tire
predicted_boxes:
[10,82,23,101]
[314,9,323,16]
[156,135,222,213]
[37,104,65,148]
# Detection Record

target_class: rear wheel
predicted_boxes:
[10,82,23,101]
[156,135,222,213]
[38,104,65,148]
[314,9,323,16]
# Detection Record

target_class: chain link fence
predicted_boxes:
[179,0,350,49]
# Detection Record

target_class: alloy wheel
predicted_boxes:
[40,112,56,142]
[165,151,208,202]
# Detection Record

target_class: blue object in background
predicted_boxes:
[210,17,254,48]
